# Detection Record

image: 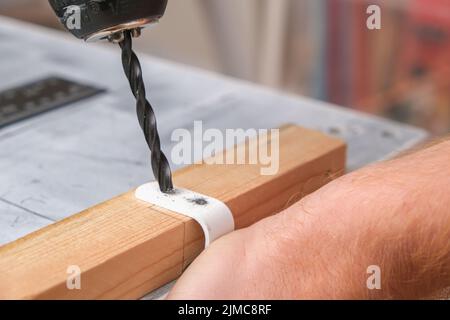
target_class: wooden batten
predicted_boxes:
[0,125,346,299]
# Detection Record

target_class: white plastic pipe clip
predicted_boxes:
[135,182,235,247]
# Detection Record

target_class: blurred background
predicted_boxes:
[1,0,449,134]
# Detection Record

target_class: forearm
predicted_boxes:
[250,139,450,299]
[169,139,450,300]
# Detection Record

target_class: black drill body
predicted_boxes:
[48,0,168,40]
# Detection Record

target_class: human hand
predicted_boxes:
[168,140,450,299]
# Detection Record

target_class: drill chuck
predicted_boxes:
[48,0,168,41]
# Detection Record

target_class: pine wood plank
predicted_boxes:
[0,125,346,299]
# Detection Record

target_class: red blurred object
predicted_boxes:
[403,0,450,76]
[410,0,450,28]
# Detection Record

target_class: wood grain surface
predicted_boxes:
[0,125,345,299]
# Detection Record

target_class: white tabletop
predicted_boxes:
[0,16,427,246]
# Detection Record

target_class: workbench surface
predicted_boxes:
[0,16,427,247]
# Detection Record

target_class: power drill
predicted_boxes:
[48,0,168,41]
[48,0,174,193]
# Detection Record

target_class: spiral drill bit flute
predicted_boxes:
[48,0,173,193]
[117,30,173,192]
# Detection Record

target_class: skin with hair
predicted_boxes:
[168,139,450,300]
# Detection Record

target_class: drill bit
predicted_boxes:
[118,30,173,193]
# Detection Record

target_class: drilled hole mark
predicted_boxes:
[187,197,209,206]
